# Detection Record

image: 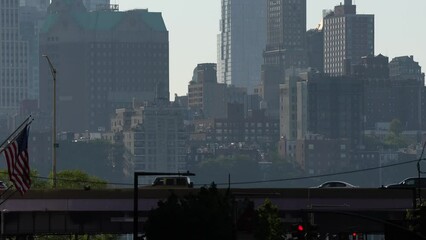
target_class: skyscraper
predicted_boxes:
[0,0,29,117]
[323,0,374,76]
[263,0,307,67]
[40,0,169,132]
[258,0,307,118]
[217,0,266,93]
[19,0,49,101]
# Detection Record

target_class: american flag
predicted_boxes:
[2,125,31,195]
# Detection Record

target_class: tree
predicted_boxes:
[50,169,108,189]
[144,184,235,240]
[254,199,283,240]
[389,119,402,136]
[0,169,49,190]
[406,202,426,239]
[382,119,413,149]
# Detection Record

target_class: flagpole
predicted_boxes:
[0,115,32,151]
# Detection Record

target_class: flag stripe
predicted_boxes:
[3,126,31,195]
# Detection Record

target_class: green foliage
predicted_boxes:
[144,184,235,240]
[0,169,49,190]
[384,132,410,149]
[389,119,402,136]
[254,199,283,240]
[406,202,426,238]
[49,169,108,189]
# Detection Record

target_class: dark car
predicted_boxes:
[151,176,193,188]
[386,177,426,189]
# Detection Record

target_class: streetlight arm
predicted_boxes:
[43,55,56,79]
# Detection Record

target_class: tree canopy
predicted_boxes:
[49,169,108,189]
[254,199,284,240]
[144,184,235,240]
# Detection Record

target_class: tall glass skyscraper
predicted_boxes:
[0,0,29,117]
[217,0,266,93]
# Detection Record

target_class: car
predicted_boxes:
[151,176,193,188]
[314,181,358,188]
[386,177,426,189]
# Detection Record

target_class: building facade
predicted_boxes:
[280,69,308,142]
[39,0,169,132]
[295,135,350,175]
[217,0,267,93]
[82,0,110,11]
[307,73,363,147]
[0,0,29,118]
[323,0,374,76]
[188,63,226,119]
[109,102,188,181]
[19,1,48,101]
[306,28,324,72]
[258,0,307,118]
[389,56,425,83]
[190,107,279,149]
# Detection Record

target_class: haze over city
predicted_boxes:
[0,0,426,238]
[117,0,426,98]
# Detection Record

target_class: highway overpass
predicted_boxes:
[0,187,421,236]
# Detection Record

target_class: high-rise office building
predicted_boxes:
[279,69,308,142]
[19,1,49,101]
[263,0,307,67]
[258,0,307,118]
[306,28,324,72]
[323,0,374,76]
[40,0,169,132]
[217,0,266,93]
[0,0,29,117]
[307,73,363,147]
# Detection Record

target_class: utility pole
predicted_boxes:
[43,55,57,189]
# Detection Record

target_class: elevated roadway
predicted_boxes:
[0,188,421,236]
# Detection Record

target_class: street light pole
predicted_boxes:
[43,55,57,189]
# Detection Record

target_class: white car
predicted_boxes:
[314,181,358,188]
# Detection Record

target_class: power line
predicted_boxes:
[195,158,423,187]
[0,158,421,188]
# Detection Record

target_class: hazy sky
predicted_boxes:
[114,0,426,98]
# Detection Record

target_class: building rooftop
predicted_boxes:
[42,7,166,33]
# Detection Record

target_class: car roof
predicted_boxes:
[322,181,352,185]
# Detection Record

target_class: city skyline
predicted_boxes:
[115,0,426,99]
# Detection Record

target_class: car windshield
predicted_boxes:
[321,182,347,188]
[403,178,426,186]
